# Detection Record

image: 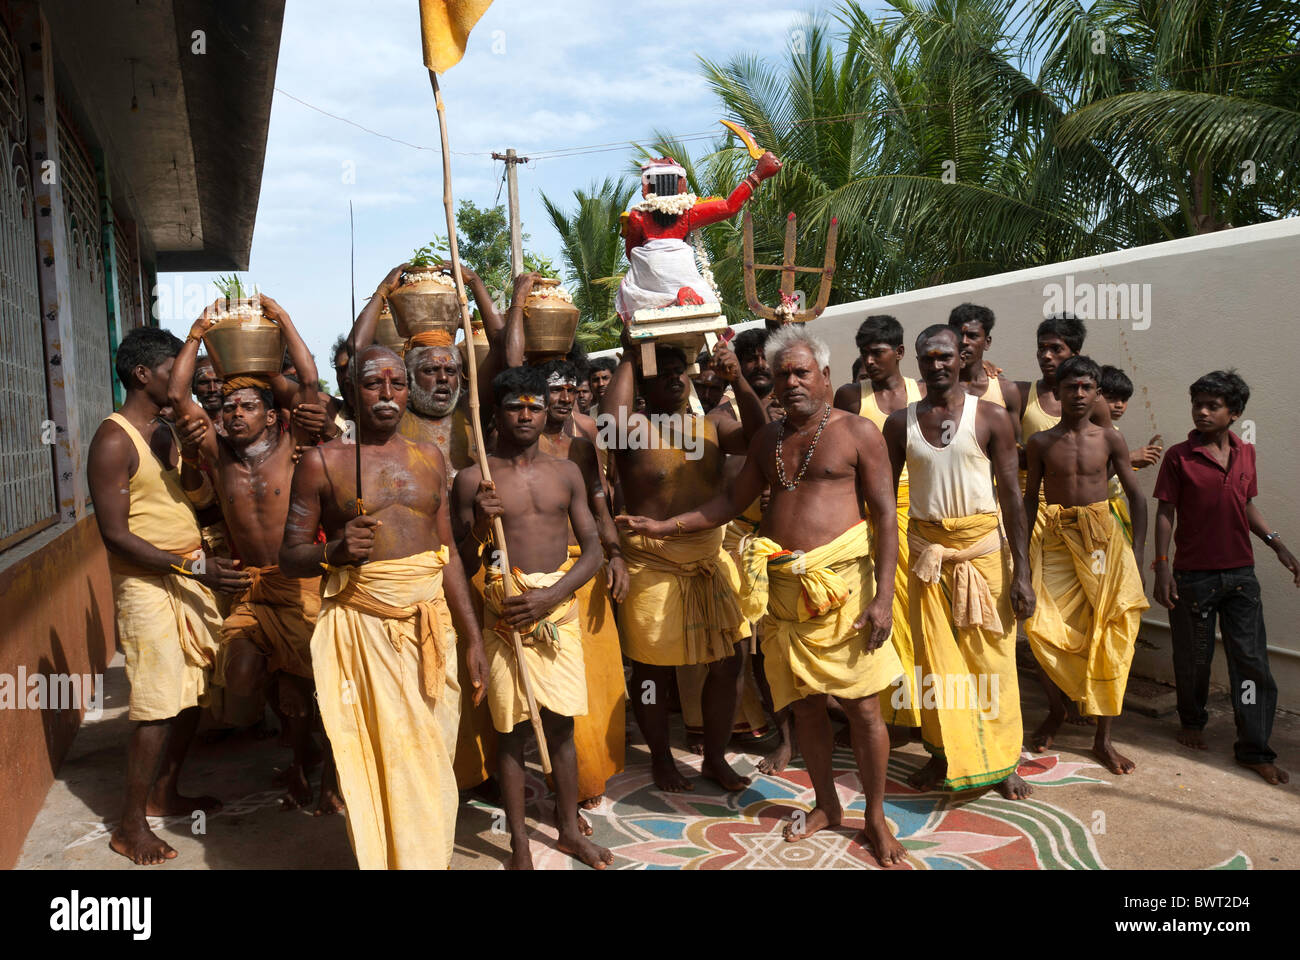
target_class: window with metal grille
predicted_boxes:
[114,214,141,330]
[57,105,111,500]
[0,21,55,549]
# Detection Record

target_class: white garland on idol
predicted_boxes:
[691,229,721,303]
[632,192,698,216]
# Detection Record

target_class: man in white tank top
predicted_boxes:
[881,325,1036,801]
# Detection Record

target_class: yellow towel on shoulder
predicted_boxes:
[740,521,902,712]
[1026,501,1149,716]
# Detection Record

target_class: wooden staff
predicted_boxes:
[428,69,551,773]
[349,200,364,518]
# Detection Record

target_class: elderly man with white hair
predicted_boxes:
[618,325,908,866]
[347,263,506,490]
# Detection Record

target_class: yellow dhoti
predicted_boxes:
[453,562,496,789]
[908,514,1022,790]
[1026,501,1148,716]
[311,550,461,870]
[740,521,903,712]
[878,483,921,727]
[483,565,587,733]
[111,567,221,721]
[619,527,745,666]
[566,546,626,800]
[218,566,320,680]
[679,507,768,735]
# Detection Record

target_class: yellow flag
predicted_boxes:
[420,0,494,73]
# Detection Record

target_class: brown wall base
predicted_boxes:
[0,518,113,868]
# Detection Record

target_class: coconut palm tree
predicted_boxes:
[540,177,636,350]
[683,1,1105,306]
[1025,0,1300,235]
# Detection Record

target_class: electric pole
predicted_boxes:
[492,148,528,277]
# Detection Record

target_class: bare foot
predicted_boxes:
[783,805,841,842]
[1031,709,1064,753]
[279,764,313,811]
[578,795,604,811]
[1177,727,1209,750]
[508,838,534,870]
[685,732,705,756]
[145,790,221,818]
[996,772,1032,800]
[109,821,178,866]
[552,802,592,837]
[1092,740,1136,775]
[314,784,346,817]
[557,832,614,870]
[756,739,793,775]
[1237,761,1290,785]
[907,756,946,791]
[857,816,907,867]
[651,753,694,792]
[700,756,752,792]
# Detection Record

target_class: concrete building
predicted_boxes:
[0,0,282,867]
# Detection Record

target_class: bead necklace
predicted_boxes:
[774,402,831,490]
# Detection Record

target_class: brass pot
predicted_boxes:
[386,265,462,339]
[523,278,579,358]
[202,299,285,378]
[375,301,406,355]
[459,317,490,371]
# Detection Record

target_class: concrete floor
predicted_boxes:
[15,651,1299,870]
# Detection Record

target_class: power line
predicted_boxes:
[275,44,1300,165]
[272,87,476,157]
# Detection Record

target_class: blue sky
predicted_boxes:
[157,0,871,373]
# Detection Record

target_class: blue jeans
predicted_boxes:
[1169,566,1277,765]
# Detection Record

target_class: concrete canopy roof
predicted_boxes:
[40,0,284,271]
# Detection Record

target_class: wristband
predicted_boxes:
[169,557,196,578]
[1151,555,1168,570]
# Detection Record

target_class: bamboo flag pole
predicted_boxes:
[428,69,551,774]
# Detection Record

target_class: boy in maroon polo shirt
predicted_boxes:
[1153,370,1298,785]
